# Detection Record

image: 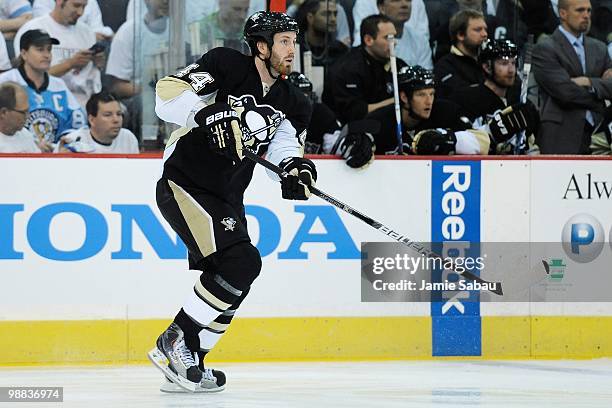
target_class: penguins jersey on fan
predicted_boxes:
[155,47,312,198]
[0,67,86,143]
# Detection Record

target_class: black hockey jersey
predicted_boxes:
[325,46,407,123]
[451,82,519,127]
[155,47,312,200]
[367,99,472,154]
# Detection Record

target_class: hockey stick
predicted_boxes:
[243,149,503,296]
[387,34,403,155]
[514,34,534,155]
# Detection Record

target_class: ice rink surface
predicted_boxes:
[1,360,611,408]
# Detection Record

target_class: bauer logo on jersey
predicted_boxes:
[26,109,60,143]
[228,94,285,153]
[221,217,237,231]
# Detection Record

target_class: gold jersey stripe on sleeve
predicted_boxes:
[469,129,492,155]
[166,127,191,149]
[167,180,217,258]
[156,76,193,102]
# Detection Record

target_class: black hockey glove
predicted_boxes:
[194,103,244,162]
[331,120,379,168]
[279,157,318,200]
[488,101,540,143]
[412,128,457,155]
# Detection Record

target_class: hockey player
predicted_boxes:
[451,39,540,153]
[148,12,315,393]
[367,64,490,155]
[287,71,377,168]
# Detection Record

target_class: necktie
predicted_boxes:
[574,40,594,126]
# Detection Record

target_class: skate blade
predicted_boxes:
[159,380,225,394]
[147,347,198,393]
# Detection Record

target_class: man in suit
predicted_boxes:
[533,0,612,154]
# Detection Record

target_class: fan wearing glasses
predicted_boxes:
[0,81,41,153]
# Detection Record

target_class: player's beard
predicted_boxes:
[270,53,293,76]
[493,73,515,89]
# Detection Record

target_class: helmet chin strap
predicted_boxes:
[258,41,281,80]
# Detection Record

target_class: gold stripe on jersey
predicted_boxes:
[207,321,230,332]
[468,129,491,155]
[166,127,191,149]
[156,76,193,101]
[167,180,217,258]
[195,279,232,311]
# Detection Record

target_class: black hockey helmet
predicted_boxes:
[244,11,299,56]
[398,65,435,95]
[478,39,518,65]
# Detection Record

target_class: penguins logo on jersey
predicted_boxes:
[221,217,236,231]
[228,94,285,153]
[26,109,60,143]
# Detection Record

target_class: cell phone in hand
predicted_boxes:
[89,41,107,54]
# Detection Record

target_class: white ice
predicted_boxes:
[1,360,611,408]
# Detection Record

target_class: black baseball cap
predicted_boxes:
[20,29,60,50]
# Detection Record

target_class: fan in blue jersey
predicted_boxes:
[0,29,85,148]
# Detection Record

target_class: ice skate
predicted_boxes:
[147,323,203,392]
[159,366,226,393]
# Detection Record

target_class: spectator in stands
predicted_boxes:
[106,0,171,141]
[0,82,41,153]
[0,0,32,42]
[32,0,114,41]
[0,29,85,150]
[289,0,352,45]
[0,35,12,72]
[367,64,490,155]
[296,0,349,69]
[325,14,407,123]
[14,0,105,108]
[533,0,612,154]
[196,0,251,55]
[377,0,433,68]
[452,39,540,154]
[127,0,266,27]
[61,91,139,153]
[433,9,488,99]
[352,0,429,46]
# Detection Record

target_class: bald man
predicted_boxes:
[0,82,41,153]
[533,0,612,154]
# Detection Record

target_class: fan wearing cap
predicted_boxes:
[0,29,85,151]
[13,0,104,108]
[367,64,490,155]
[452,39,540,153]
[150,11,314,393]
